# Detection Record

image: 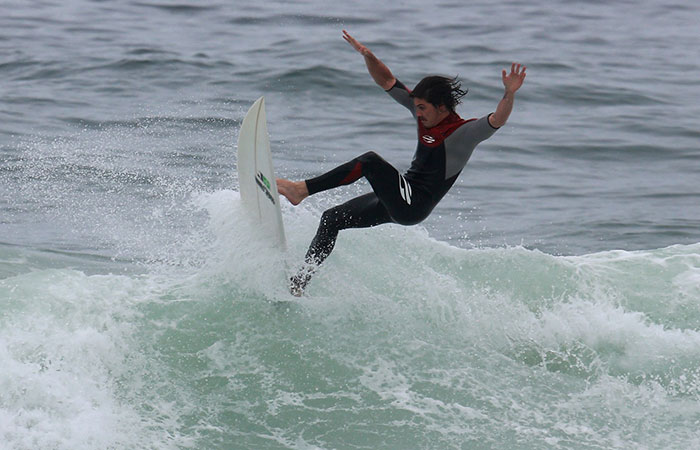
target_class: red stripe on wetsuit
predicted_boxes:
[305,158,366,195]
[340,161,363,184]
[417,113,474,148]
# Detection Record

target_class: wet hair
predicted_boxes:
[410,75,468,112]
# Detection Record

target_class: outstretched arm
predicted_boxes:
[343,30,396,90]
[488,63,527,128]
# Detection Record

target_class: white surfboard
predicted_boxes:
[237,96,286,249]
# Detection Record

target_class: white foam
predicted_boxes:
[193,189,293,299]
[0,269,189,450]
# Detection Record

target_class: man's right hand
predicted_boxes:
[342,30,371,56]
[342,30,396,90]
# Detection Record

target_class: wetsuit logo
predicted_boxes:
[421,135,435,144]
[398,174,412,205]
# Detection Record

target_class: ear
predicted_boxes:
[437,104,449,114]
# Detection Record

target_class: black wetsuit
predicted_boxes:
[292,79,498,291]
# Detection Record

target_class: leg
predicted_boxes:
[306,193,391,265]
[281,151,419,223]
[277,151,372,206]
[304,151,397,194]
[276,150,384,206]
[290,193,391,296]
[306,151,420,224]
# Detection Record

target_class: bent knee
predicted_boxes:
[358,151,383,164]
[320,206,348,230]
[389,204,433,226]
[357,151,387,177]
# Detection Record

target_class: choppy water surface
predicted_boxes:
[1,0,700,448]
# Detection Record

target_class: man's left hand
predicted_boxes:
[502,63,526,93]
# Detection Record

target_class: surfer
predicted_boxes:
[277,30,526,296]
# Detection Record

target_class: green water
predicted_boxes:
[3,196,700,448]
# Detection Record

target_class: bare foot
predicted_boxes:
[276,179,309,206]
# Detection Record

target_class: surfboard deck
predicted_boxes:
[237,96,286,249]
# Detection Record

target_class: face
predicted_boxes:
[413,97,450,129]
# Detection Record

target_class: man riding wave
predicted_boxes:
[277,30,526,296]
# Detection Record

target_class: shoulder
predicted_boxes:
[447,114,498,143]
[460,115,498,132]
[386,79,416,116]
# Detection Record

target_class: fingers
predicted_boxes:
[342,29,358,48]
[510,63,524,74]
[502,63,526,91]
[506,63,527,78]
[342,29,370,55]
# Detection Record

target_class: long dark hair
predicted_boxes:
[410,75,468,112]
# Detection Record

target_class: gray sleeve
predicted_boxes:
[444,114,498,179]
[386,80,416,118]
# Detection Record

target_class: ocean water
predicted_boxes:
[2,0,700,448]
